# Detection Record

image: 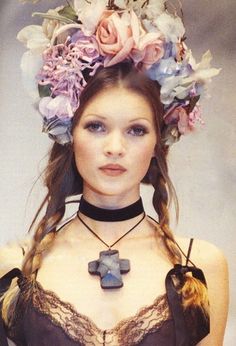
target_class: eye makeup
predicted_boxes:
[84,121,105,133]
[128,125,149,136]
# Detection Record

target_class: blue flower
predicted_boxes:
[42,116,73,145]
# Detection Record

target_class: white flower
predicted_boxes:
[73,0,84,11]
[160,50,221,105]
[17,25,49,53]
[131,0,147,16]
[74,0,107,35]
[142,19,158,33]
[42,7,64,40]
[20,51,43,101]
[50,23,82,45]
[145,0,165,20]
[115,0,127,8]
[160,75,189,104]
[154,13,185,43]
[185,50,221,83]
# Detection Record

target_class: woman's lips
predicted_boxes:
[99,164,126,176]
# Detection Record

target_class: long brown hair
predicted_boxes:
[2,61,209,322]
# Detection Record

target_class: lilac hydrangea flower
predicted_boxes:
[39,95,74,120]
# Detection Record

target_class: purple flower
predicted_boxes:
[39,95,74,120]
[147,57,192,85]
[71,31,100,62]
[189,105,204,127]
[37,31,103,111]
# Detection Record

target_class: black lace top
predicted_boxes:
[0,240,209,346]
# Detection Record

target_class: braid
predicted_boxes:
[145,144,182,265]
[152,173,182,265]
[22,142,83,278]
[1,142,82,324]
[22,209,63,278]
[146,146,209,316]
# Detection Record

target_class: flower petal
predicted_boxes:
[77,0,107,35]
[104,37,134,67]
[20,51,43,100]
[42,116,73,145]
[130,10,141,46]
[39,95,74,119]
[155,13,185,43]
[17,25,49,53]
[51,23,82,44]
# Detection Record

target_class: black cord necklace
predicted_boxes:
[77,197,145,289]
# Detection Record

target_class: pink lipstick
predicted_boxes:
[99,164,126,177]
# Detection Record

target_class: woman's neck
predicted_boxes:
[77,195,146,244]
[77,212,147,245]
[82,188,141,210]
[79,195,143,221]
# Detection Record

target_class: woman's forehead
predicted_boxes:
[81,87,154,118]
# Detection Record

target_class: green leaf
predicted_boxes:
[58,5,78,22]
[32,12,76,24]
[38,84,52,98]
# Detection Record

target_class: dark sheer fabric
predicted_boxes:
[7,301,176,346]
[3,273,209,346]
[8,307,176,346]
[6,278,173,346]
[1,239,210,346]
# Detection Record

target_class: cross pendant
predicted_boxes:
[88,249,130,289]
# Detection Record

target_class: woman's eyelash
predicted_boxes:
[84,122,148,136]
[84,121,105,132]
[128,125,148,136]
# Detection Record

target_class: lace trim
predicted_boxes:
[18,277,171,345]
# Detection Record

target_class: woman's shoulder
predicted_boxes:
[0,237,32,277]
[176,236,228,270]
[176,237,229,344]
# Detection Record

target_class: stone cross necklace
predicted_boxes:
[77,196,145,289]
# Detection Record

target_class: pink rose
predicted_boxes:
[96,10,139,66]
[164,106,192,135]
[131,32,165,69]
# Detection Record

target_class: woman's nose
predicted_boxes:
[104,131,126,158]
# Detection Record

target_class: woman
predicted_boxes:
[0,1,228,345]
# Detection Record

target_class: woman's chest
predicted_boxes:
[36,241,172,330]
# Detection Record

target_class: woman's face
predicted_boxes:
[73,86,157,205]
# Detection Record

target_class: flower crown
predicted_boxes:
[17,0,220,146]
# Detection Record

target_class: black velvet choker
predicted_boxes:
[78,196,144,222]
[78,196,145,288]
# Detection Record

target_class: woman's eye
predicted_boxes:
[128,126,148,136]
[85,122,105,133]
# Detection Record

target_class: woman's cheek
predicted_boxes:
[133,141,155,176]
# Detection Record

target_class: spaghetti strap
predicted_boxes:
[185,238,194,266]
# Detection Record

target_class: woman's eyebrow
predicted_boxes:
[128,117,152,124]
[83,114,107,119]
[83,114,152,124]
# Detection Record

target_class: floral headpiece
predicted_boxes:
[17,0,220,146]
